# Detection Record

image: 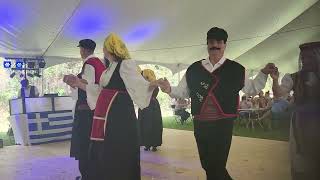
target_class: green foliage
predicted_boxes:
[1,59,278,133]
[0,132,15,146]
[139,64,179,116]
[40,61,82,95]
[0,60,83,132]
[163,116,289,141]
[162,116,194,131]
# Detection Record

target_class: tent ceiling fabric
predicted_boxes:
[0,0,319,73]
[237,1,320,74]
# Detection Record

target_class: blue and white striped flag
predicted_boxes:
[27,110,73,145]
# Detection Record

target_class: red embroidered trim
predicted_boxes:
[196,72,238,121]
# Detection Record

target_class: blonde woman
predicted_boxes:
[138,69,163,152]
[70,33,157,180]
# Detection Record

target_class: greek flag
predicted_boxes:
[27,110,73,145]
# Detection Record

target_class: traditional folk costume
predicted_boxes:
[169,27,268,180]
[70,52,106,179]
[88,33,154,180]
[277,42,320,180]
[138,69,163,151]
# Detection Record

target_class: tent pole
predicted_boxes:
[41,74,44,95]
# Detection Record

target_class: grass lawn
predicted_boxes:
[0,132,15,146]
[0,116,289,147]
[163,116,289,141]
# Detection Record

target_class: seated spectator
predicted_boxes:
[173,98,190,123]
[240,95,253,109]
[240,96,252,109]
[271,97,289,113]
[258,91,268,108]
[287,94,294,104]
[270,95,293,129]
[239,95,253,119]
[265,91,273,107]
[251,97,260,109]
[249,94,272,129]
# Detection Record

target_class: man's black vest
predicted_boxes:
[186,59,245,116]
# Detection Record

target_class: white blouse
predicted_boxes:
[278,72,320,97]
[70,54,105,110]
[278,73,294,98]
[170,57,269,98]
[99,60,153,110]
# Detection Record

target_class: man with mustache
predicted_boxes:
[157,27,276,180]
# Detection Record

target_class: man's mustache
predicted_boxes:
[209,47,221,50]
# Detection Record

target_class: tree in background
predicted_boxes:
[0,58,21,131]
[139,64,186,116]
[38,61,82,95]
[1,58,276,132]
[0,59,82,132]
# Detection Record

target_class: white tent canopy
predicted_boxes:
[237,1,320,74]
[0,0,319,73]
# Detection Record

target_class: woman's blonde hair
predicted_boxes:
[104,33,131,60]
[142,69,156,82]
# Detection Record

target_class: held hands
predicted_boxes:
[80,79,88,84]
[157,78,171,94]
[63,74,80,88]
[261,63,280,80]
[148,78,171,93]
[148,79,164,91]
[149,80,159,88]
[270,67,279,80]
[261,63,277,75]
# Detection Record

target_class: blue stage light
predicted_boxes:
[66,6,112,38]
[39,61,46,68]
[16,61,23,69]
[123,21,162,45]
[3,61,11,68]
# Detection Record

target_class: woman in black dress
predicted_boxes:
[70,33,157,180]
[138,69,163,151]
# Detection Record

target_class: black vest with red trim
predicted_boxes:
[104,61,126,91]
[186,59,245,120]
[76,57,106,106]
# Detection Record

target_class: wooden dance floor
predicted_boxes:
[0,129,290,180]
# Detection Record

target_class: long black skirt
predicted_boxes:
[70,109,94,160]
[138,99,163,147]
[290,104,320,180]
[88,93,140,180]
